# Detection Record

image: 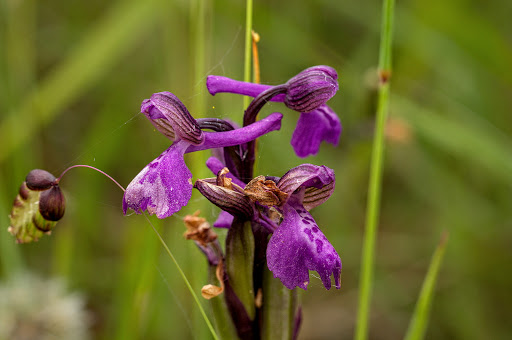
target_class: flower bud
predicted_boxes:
[285,66,338,113]
[39,185,66,222]
[25,169,56,191]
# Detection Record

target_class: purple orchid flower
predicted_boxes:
[196,161,341,290]
[268,164,340,290]
[123,92,283,219]
[206,66,341,157]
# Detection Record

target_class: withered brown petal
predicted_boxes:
[183,211,218,246]
[243,176,289,207]
[216,167,233,189]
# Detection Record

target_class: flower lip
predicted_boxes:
[266,198,341,290]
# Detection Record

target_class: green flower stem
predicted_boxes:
[404,232,449,340]
[225,219,256,320]
[142,213,219,340]
[355,0,395,339]
[261,266,299,340]
[243,0,253,109]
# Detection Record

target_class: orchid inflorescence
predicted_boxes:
[9,65,342,338]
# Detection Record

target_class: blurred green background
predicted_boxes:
[1,0,511,339]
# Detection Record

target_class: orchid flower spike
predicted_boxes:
[206,66,341,157]
[122,92,283,219]
[196,160,341,290]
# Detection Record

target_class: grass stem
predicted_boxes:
[143,213,219,340]
[243,0,253,109]
[355,0,395,339]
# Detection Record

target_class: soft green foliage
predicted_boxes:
[1,0,511,339]
[225,220,255,320]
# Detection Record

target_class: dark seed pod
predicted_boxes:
[26,169,56,191]
[39,186,66,221]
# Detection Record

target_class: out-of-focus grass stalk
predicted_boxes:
[143,213,219,340]
[242,0,253,109]
[355,0,395,339]
[190,0,207,116]
[189,1,211,339]
[0,188,23,277]
[113,218,161,340]
[404,232,449,340]
[393,96,512,184]
[0,0,163,164]
[0,0,38,278]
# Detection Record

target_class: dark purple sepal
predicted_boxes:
[194,179,254,219]
[141,92,204,145]
[284,65,338,113]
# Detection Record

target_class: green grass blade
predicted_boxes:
[404,232,449,340]
[242,0,253,109]
[142,213,219,340]
[355,0,395,339]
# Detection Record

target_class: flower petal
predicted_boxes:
[266,202,341,290]
[290,105,341,158]
[277,164,335,199]
[284,66,338,113]
[123,140,192,218]
[206,75,283,99]
[141,92,204,145]
[213,210,234,229]
[194,179,254,219]
[186,112,283,152]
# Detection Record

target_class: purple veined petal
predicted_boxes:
[186,112,283,152]
[266,201,341,290]
[277,164,335,198]
[284,66,338,113]
[123,140,192,219]
[141,92,204,145]
[206,157,246,188]
[213,210,234,228]
[290,105,341,158]
[302,181,335,211]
